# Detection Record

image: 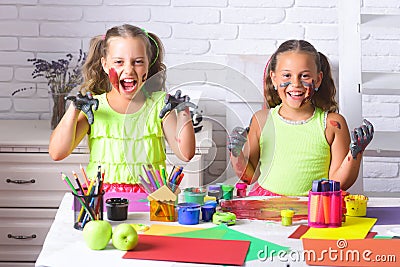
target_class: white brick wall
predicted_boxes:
[0,0,399,192]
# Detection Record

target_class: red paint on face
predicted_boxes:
[109,68,119,91]
[348,155,351,161]
[330,120,341,129]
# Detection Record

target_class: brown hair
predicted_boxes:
[264,39,338,112]
[81,24,166,95]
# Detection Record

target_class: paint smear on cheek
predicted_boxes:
[330,120,341,129]
[109,68,119,91]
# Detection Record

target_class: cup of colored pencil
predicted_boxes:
[61,164,105,230]
[138,164,184,194]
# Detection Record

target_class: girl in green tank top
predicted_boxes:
[228,40,374,196]
[49,24,196,193]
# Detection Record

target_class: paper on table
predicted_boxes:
[169,224,289,262]
[143,224,204,236]
[366,206,400,225]
[301,216,377,240]
[123,234,250,266]
[289,225,378,239]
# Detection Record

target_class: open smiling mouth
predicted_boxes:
[287,91,305,98]
[121,78,138,93]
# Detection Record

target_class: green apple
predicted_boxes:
[82,220,112,250]
[112,223,138,251]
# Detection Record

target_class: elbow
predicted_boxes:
[180,150,195,162]
[48,148,67,161]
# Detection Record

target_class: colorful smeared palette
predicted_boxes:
[220,196,308,221]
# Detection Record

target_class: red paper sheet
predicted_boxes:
[123,234,250,266]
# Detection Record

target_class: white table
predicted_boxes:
[35,194,400,267]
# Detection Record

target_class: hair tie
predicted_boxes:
[101,34,106,40]
[141,28,159,68]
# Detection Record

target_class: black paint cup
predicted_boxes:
[105,198,129,221]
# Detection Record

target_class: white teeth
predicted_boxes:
[123,79,133,82]
[289,91,303,96]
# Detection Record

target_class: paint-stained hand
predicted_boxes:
[65,92,99,125]
[350,119,374,159]
[228,126,249,157]
[159,90,197,119]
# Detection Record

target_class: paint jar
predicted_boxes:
[207,184,222,201]
[281,209,295,226]
[105,198,129,221]
[178,203,200,225]
[344,194,368,217]
[235,182,248,198]
[184,187,206,205]
[204,200,218,208]
[201,204,216,222]
[221,184,234,200]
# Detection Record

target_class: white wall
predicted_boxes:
[0,0,399,191]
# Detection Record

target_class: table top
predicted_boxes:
[35,194,400,267]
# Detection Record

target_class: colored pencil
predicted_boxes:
[72,171,85,194]
[143,165,158,190]
[79,164,90,187]
[61,172,94,220]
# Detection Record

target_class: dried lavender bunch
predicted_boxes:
[12,49,86,96]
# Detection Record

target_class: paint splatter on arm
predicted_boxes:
[329,120,341,130]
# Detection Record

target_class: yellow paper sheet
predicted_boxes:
[301,217,377,240]
[144,224,204,236]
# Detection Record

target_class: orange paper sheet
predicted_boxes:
[301,216,377,240]
[302,238,400,266]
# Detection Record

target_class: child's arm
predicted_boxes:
[229,110,266,184]
[327,114,374,190]
[48,104,89,161]
[162,107,195,162]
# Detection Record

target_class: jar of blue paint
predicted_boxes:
[178,203,201,225]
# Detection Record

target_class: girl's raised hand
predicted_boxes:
[350,119,374,159]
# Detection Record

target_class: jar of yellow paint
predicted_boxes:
[281,209,295,226]
[344,194,368,217]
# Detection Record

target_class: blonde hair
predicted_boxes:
[264,39,338,112]
[81,24,166,95]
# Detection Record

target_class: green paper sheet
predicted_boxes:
[169,224,289,262]
[301,216,377,240]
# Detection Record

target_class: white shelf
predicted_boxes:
[365,131,400,156]
[361,72,400,95]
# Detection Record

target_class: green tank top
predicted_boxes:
[86,91,167,184]
[259,105,331,196]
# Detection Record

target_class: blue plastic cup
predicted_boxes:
[178,203,200,225]
[201,204,216,222]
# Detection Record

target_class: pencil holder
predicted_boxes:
[149,200,177,222]
[308,190,342,228]
[72,189,104,230]
[147,185,180,222]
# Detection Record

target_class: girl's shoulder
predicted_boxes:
[326,112,347,124]
[326,112,349,134]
